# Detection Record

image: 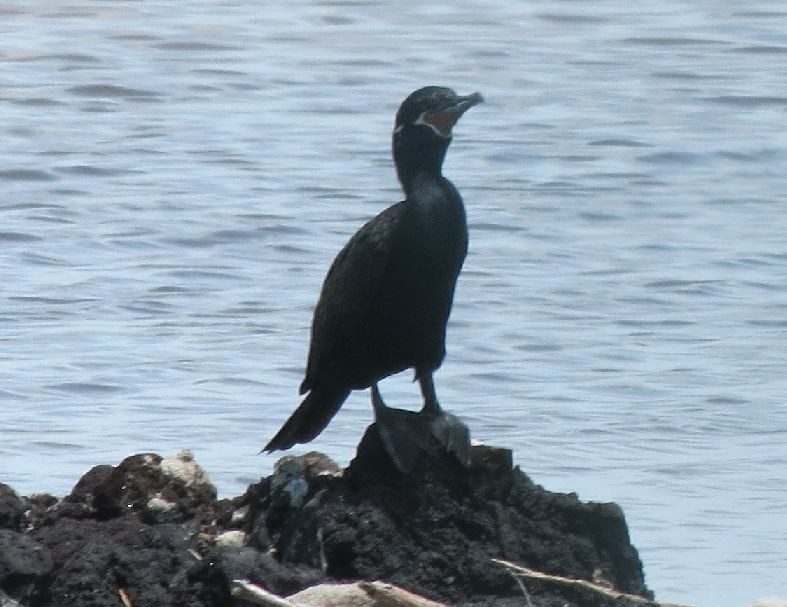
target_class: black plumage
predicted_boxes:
[264,86,483,469]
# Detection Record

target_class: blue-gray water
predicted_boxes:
[1,2,786,606]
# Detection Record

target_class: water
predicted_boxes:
[1,1,786,605]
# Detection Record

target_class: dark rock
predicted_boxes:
[468,444,514,475]
[0,438,657,607]
[55,464,116,520]
[0,529,52,603]
[18,494,58,533]
[0,485,25,531]
[241,451,342,554]
[218,546,324,596]
[31,516,224,607]
[242,425,654,606]
[45,450,218,525]
[24,494,57,513]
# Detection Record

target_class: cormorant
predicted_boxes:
[264,86,483,471]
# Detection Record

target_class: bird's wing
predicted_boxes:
[300,201,405,393]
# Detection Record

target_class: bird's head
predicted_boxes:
[394,86,484,140]
[392,86,483,190]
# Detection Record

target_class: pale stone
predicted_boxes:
[216,530,246,548]
[146,495,177,513]
[160,449,213,488]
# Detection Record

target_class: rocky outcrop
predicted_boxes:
[0,430,660,607]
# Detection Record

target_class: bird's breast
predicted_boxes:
[407,176,467,247]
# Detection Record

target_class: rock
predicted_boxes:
[219,546,325,597]
[243,451,342,553]
[30,516,227,607]
[270,452,342,509]
[271,458,310,509]
[468,442,513,473]
[53,451,217,524]
[65,463,116,518]
[0,486,25,531]
[160,449,214,489]
[215,529,246,548]
[0,441,660,607]
[241,425,653,606]
[231,504,250,525]
[0,530,52,602]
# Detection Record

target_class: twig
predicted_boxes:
[230,579,299,607]
[512,576,534,607]
[492,559,692,607]
[118,588,133,607]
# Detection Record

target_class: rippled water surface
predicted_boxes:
[2,2,786,606]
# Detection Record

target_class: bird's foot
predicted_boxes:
[427,409,472,468]
[372,386,471,471]
[372,385,431,473]
[417,373,471,466]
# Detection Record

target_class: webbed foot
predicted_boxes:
[372,384,431,472]
[428,410,471,467]
[372,383,471,471]
[418,371,472,467]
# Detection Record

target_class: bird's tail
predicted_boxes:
[263,385,351,452]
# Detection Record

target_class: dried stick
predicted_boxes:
[359,581,451,607]
[492,559,692,607]
[230,579,299,607]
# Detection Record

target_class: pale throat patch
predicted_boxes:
[414,110,456,137]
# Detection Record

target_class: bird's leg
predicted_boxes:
[417,371,441,417]
[370,383,388,415]
[371,383,430,472]
[417,370,471,467]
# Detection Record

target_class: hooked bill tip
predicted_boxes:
[465,92,484,105]
[452,91,484,114]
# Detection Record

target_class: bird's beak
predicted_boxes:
[452,92,484,116]
[420,92,484,137]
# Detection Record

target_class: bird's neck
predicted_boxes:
[393,133,450,195]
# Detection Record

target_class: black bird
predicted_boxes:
[264,86,483,471]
